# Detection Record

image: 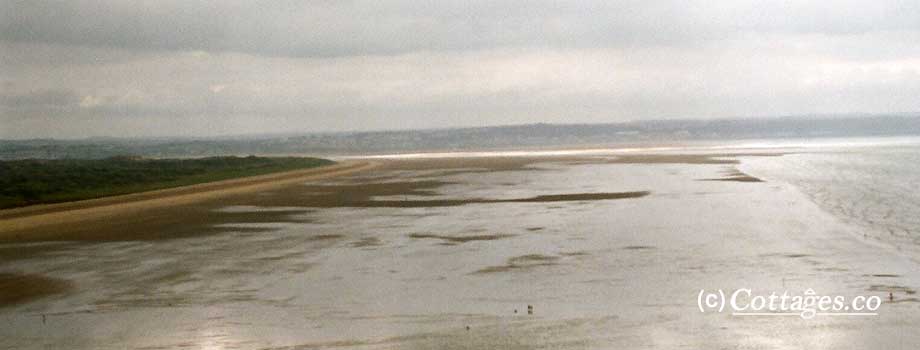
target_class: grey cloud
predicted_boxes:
[3,1,920,138]
[4,1,920,58]
[0,88,80,109]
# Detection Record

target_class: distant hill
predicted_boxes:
[3,115,920,159]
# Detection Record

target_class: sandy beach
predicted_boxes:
[1,154,749,243]
[0,160,378,242]
[1,147,919,349]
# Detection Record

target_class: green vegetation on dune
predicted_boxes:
[0,156,334,209]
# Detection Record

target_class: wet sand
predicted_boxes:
[0,155,654,309]
[0,155,652,309]
[0,154,826,280]
[0,273,73,308]
[698,168,764,182]
[1,149,919,349]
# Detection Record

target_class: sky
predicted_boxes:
[2,1,920,139]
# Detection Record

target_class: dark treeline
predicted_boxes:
[0,156,332,209]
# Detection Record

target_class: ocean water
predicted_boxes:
[740,139,920,258]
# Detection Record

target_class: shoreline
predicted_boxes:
[3,148,920,347]
[0,152,782,243]
[0,160,379,241]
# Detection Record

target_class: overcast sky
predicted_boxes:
[2,1,920,138]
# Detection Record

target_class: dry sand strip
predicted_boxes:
[0,160,379,238]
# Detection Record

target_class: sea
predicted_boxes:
[738,136,920,258]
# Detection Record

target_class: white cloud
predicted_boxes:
[78,95,106,108]
[208,84,227,94]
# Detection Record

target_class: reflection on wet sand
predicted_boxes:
[1,152,919,349]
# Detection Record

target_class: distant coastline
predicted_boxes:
[3,114,920,160]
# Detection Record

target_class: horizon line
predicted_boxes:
[3,112,920,142]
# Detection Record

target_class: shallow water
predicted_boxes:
[742,144,920,258]
[2,144,920,349]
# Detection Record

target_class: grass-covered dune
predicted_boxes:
[0,156,333,209]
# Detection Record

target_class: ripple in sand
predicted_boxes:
[560,251,590,257]
[698,168,764,183]
[866,273,901,278]
[621,245,656,250]
[0,273,73,308]
[473,254,561,274]
[350,237,382,248]
[868,284,916,295]
[408,233,514,245]
[307,234,345,241]
[760,253,811,259]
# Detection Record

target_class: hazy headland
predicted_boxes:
[3,114,919,160]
